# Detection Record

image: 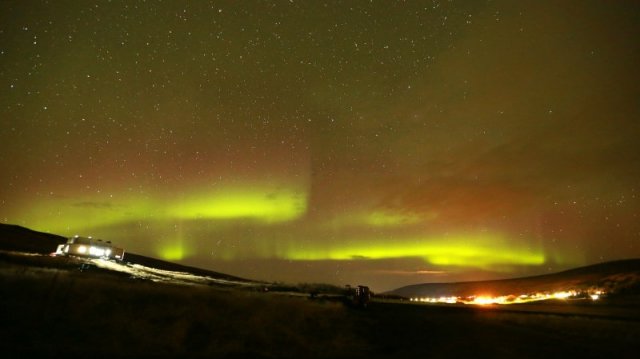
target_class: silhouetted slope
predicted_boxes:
[124,252,251,282]
[0,223,67,253]
[0,223,250,282]
[387,259,640,298]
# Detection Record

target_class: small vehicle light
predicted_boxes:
[89,246,105,256]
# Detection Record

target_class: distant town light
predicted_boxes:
[411,288,605,306]
[473,296,496,305]
[552,291,572,299]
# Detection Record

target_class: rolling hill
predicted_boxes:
[387,259,640,299]
[0,223,250,283]
[3,223,640,300]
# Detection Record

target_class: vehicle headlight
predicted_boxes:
[89,246,105,256]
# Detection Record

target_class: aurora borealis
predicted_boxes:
[1,1,639,291]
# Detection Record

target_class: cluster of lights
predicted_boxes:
[411,296,458,304]
[410,289,605,305]
[88,246,111,257]
[73,245,111,258]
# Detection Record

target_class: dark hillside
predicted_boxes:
[1,259,638,358]
[0,223,66,253]
[0,223,249,282]
[388,259,640,298]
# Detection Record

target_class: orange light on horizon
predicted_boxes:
[410,288,605,306]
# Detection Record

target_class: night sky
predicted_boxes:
[1,1,639,291]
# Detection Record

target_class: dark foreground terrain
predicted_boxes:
[1,252,639,358]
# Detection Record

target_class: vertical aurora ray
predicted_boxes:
[156,220,191,261]
[158,243,189,261]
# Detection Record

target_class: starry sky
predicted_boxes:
[1,1,639,291]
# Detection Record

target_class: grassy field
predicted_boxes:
[1,254,639,358]
[0,260,365,358]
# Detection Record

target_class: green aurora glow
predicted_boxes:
[168,188,307,223]
[12,183,308,233]
[158,242,190,261]
[2,1,639,291]
[283,235,545,269]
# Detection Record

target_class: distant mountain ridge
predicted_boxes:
[387,259,640,298]
[0,223,250,282]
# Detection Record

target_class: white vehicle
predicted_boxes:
[55,235,125,260]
